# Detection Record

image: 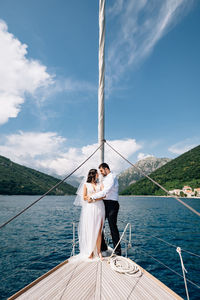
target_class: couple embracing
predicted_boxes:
[74,163,121,260]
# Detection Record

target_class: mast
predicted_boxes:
[98,0,105,163]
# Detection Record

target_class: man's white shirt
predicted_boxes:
[92,172,118,201]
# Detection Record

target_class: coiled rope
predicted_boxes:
[0,142,104,230]
[109,221,200,290]
[109,256,142,277]
[105,140,200,217]
[108,223,142,277]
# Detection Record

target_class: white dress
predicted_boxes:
[78,182,105,257]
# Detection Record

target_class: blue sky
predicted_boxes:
[0,0,199,177]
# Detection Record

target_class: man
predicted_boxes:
[90,163,121,256]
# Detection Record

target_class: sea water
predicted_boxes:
[0,195,199,299]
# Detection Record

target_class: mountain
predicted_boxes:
[118,157,171,192]
[121,145,200,196]
[0,155,76,195]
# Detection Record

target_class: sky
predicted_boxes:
[0,0,199,178]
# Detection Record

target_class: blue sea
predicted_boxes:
[0,195,199,300]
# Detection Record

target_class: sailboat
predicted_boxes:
[5,1,199,299]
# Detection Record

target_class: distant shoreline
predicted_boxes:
[119,195,200,199]
[0,194,200,199]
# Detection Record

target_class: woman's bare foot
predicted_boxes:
[98,252,104,261]
[88,252,94,259]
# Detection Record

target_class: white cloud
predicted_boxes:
[0,132,141,177]
[41,77,97,103]
[0,131,66,162]
[108,0,124,16]
[0,20,53,124]
[60,78,96,94]
[168,138,200,155]
[34,138,142,176]
[107,0,193,90]
[137,152,154,161]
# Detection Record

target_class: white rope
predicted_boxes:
[109,223,130,259]
[109,256,142,277]
[176,247,190,300]
[108,223,142,277]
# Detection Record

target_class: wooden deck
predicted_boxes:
[8,256,183,300]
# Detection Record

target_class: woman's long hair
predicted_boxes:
[87,169,98,183]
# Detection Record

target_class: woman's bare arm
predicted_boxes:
[83,184,93,203]
[83,184,88,201]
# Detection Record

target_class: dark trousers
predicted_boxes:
[101,200,121,255]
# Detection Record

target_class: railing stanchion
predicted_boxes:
[72,222,76,256]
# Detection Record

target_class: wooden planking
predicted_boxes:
[101,259,182,300]
[94,261,102,300]
[101,260,140,299]
[61,261,98,299]
[100,258,182,300]
[138,263,183,300]
[9,256,183,300]
[36,261,79,300]
[10,260,77,300]
[8,260,69,300]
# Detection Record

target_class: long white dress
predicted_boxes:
[78,182,105,257]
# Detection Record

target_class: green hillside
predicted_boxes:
[121,145,200,196]
[0,155,76,195]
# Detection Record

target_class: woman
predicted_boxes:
[76,169,105,260]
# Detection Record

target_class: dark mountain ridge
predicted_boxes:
[0,155,76,195]
[121,145,200,196]
[118,156,171,192]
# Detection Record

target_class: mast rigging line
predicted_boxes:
[105,140,200,218]
[1,139,199,225]
[0,142,104,230]
[110,219,200,259]
[149,235,200,258]
[138,247,200,290]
